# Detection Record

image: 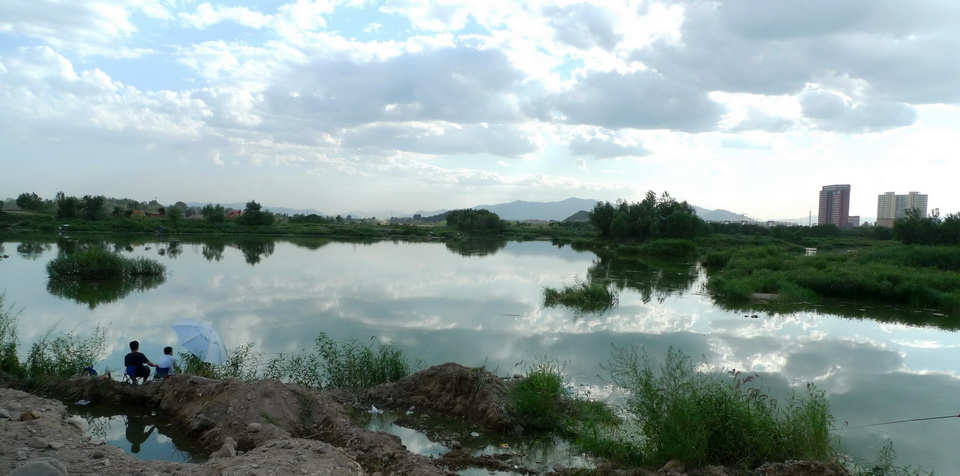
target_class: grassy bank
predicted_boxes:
[704,243,960,315]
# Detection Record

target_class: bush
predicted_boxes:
[607,346,833,468]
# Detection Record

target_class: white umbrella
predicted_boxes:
[172,318,228,365]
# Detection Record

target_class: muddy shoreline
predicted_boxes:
[1,363,850,475]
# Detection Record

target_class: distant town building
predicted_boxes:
[848,215,860,227]
[876,191,928,227]
[818,184,851,228]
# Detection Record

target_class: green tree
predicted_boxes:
[446,209,507,232]
[16,192,45,211]
[55,192,80,219]
[166,205,184,231]
[240,200,275,226]
[590,191,706,243]
[893,208,937,244]
[81,195,107,221]
[201,203,226,223]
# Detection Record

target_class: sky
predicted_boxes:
[1,0,958,221]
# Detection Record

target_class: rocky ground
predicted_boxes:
[0,363,851,475]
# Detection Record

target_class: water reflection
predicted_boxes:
[444,237,509,256]
[73,403,205,463]
[17,242,50,259]
[587,254,698,304]
[2,237,959,472]
[47,275,167,309]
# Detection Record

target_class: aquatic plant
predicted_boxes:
[705,244,960,314]
[607,346,834,469]
[46,245,165,278]
[543,277,618,315]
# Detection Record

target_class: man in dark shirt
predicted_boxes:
[124,340,157,384]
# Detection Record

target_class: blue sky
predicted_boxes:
[1,0,958,220]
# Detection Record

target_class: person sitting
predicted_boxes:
[154,346,177,380]
[124,340,157,384]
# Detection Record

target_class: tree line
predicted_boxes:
[9,191,275,228]
[589,191,708,242]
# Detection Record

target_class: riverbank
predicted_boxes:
[1,363,851,476]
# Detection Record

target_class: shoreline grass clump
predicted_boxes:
[544,277,618,315]
[0,294,22,377]
[507,358,623,455]
[704,244,960,314]
[25,323,107,386]
[46,245,165,279]
[607,346,833,469]
[263,332,415,389]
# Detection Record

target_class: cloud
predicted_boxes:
[800,89,917,133]
[179,3,272,29]
[0,0,159,58]
[257,44,529,132]
[544,3,622,51]
[569,135,649,159]
[636,1,960,105]
[547,70,724,132]
[341,122,538,157]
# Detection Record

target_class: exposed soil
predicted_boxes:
[0,363,850,475]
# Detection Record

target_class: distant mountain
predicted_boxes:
[564,210,591,222]
[693,206,752,222]
[472,198,599,221]
[186,202,326,216]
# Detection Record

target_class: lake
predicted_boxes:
[1,235,958,472]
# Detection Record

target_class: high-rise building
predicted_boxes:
[818,184,851,227]
[876,191,928,227]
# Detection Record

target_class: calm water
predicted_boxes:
[1,235,959,473]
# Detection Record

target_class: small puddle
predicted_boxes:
[69,401,207,463]
[360,409,594,475]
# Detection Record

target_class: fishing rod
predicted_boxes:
[847,413,960,429]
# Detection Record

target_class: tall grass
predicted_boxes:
[607,346,834,469]
[544,277,618,315]
[263,333,413,388]
[705,245,960,314]
[507,358,623,459]
[25,323,106,384]
[0,294,22,377]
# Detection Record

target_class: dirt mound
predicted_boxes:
[35,375,450,475]
[365,362,517,433]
